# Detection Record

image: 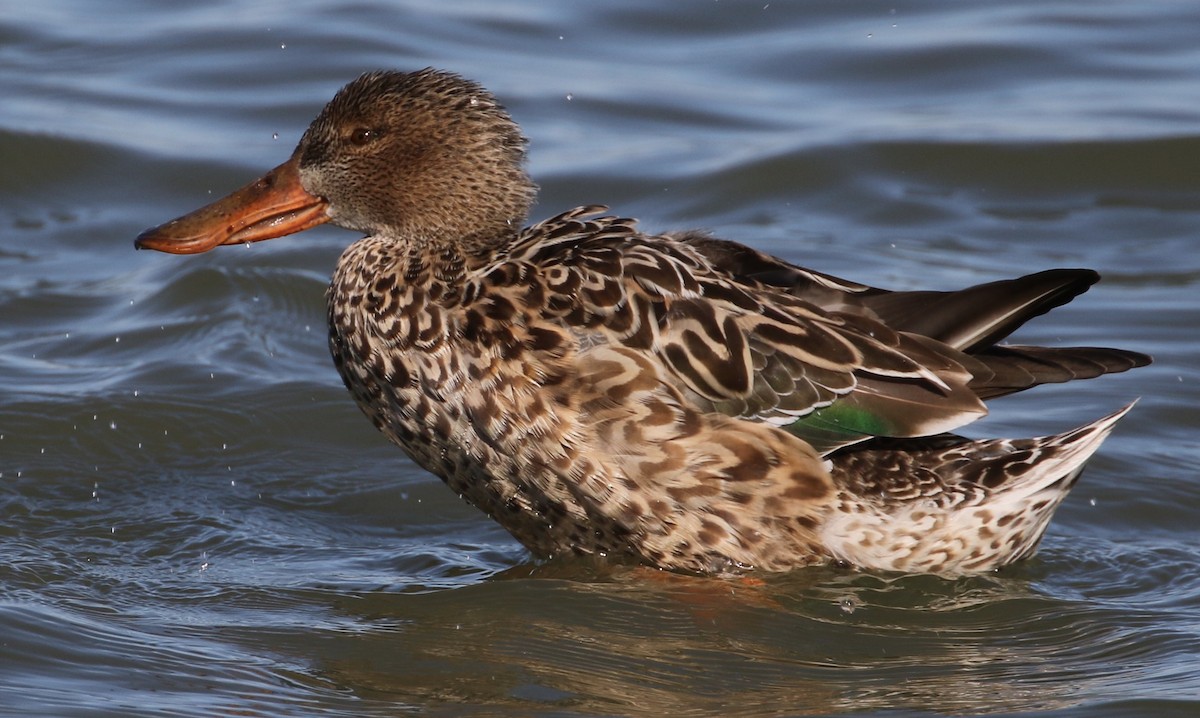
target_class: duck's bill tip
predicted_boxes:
[134,154,330,255]
[134,224,226,254]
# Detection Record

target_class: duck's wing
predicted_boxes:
[509,208,990,455]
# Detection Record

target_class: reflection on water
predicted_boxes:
[2,0,1198,715]
[290,561,1196,716]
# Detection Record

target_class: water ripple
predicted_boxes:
[2,1,1198,715]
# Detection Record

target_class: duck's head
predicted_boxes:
[136,69,535,254]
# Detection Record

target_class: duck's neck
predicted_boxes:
[332,227,519,314]
[416,226,525,285]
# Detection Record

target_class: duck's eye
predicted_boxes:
[349,127,375,147]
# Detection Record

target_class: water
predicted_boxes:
[2,1,1198,715]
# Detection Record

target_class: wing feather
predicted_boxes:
[496,208,1145,456]
[507,209,988,454]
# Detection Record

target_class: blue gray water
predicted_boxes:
[2,2,1198,716]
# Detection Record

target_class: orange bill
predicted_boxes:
[135,152,330,254]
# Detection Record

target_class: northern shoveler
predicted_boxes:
[136,69,1149,575]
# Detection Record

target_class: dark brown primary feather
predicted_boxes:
[679,233,1150,407]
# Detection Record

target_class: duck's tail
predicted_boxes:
[820,402,1136,574]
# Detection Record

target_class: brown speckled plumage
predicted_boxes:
[137,68,1150,575]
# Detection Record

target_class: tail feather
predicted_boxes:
[820,402,1135,574]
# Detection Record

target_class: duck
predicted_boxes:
[136,68,1150,575]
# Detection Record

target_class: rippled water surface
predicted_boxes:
[3,2,1198,716]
